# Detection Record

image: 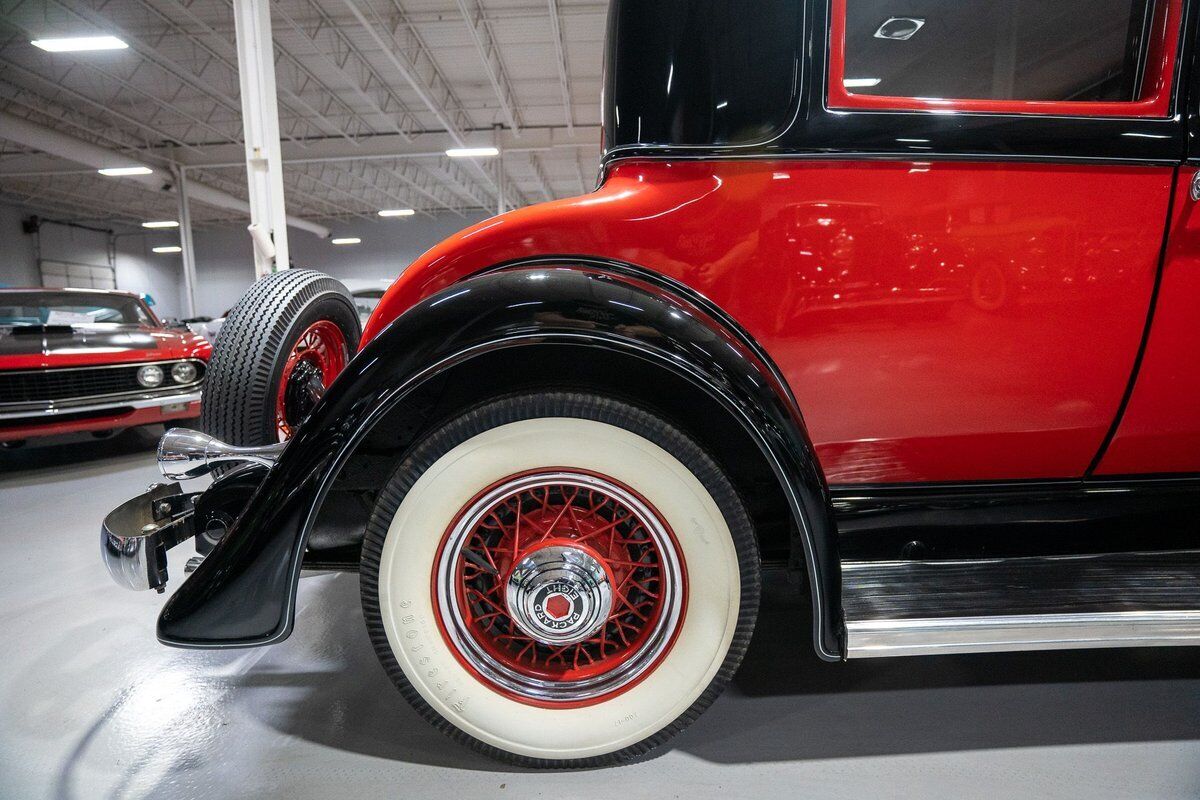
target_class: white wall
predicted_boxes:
[0,203,38,287]
[185,210,488,317]
[0,201,488,320]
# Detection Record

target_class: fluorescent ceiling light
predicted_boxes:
[31,35,128,52]
[378,208,415,217]
[843,78,882,88]
[445,146,499,158]
[98,166,152,176]
[331,237,361,245]
[152,245,182,254]
[141,220,179,229]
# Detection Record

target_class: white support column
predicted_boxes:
[173,164,199,318]
[496,156,504,215]
[232,0,290,275]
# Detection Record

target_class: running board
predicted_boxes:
[842,551,1200,658]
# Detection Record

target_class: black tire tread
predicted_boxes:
[199,269,360,446]
[359,391,761,769]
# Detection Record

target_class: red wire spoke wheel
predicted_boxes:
[274,319,349,441]
[433,470,687,706]
[360,393,759,768]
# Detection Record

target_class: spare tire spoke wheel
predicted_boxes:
[200,269,361,448]
[195,269,360,553]
[275,319,349,441]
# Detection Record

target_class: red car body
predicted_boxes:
[95,0,1200,767]
[0,289,211,444]
[365,157,1195,485]
[360,0,1198,488]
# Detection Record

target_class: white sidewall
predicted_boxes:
[376,417,741,760]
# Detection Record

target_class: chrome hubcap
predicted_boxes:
[505,544,613,645]
[434,470,688,704]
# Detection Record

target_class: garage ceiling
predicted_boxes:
[0,0,606,227]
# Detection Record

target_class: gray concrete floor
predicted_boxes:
[2,429,1200,799]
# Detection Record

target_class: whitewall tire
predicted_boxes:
[359,392,760,767]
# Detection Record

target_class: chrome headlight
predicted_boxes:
[136,364,164,388]
[170,361,198,384]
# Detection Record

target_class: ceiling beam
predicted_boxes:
[454,0,521,134]
[546,0,574,134]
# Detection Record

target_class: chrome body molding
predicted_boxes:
[845,611,1200,658]
[157,428,287,480]
[0,389,202,420]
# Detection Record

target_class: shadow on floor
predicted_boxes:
[0,425,161,477]
[236,571,1200,770]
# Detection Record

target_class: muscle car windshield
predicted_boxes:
[0,291,152,327]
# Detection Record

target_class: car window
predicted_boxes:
[0,292,152,326]
[604,0,801,148]
[829,0,1180,116]
[842,0,1152,102]
[353,291,384,323]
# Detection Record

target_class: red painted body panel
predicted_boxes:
[0,328,211,371]
[365,160,1171,484]
[1096,167,1200,475]
[827,0,1182,118]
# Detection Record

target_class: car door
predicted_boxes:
[1093,156,1200,475]
[785,0,1188,484]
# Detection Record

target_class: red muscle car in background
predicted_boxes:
[0,288,210,446]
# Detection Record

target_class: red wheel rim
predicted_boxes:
[433,469,688,707]
[274,319,348,441]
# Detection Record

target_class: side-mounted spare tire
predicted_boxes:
[200,269,361,447]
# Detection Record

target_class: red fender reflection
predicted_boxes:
[365,159,1171,484]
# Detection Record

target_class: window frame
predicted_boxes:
[826,0,1183,118]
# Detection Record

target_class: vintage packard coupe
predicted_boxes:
[102,0,1200,767]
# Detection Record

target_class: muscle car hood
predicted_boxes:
[0,324,211,370]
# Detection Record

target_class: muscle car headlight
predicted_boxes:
[136,364,164,388]
[170,361,197,384]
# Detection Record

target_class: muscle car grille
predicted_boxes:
[0,361,204,404]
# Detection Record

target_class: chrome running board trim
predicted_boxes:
[846,610,1200,658]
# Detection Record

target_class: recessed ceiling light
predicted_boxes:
[331,237,361,245]
[152,245,182,254]
[142,220,179,229]
[31,35,128,52]
[843,78,882,88]
[98,166,152,176]
[445,146,499,158]
[378,208,415,217]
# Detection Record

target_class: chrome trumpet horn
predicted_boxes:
[157,428,287,480]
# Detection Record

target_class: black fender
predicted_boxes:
[158,262,843,660]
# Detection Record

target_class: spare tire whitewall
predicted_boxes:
[360,394,760,767]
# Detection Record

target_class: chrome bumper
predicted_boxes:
[101,482,198,592]
[0,389,202,421]
[101,428,285,591]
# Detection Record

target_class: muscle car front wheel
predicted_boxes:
[360,392,760,767]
